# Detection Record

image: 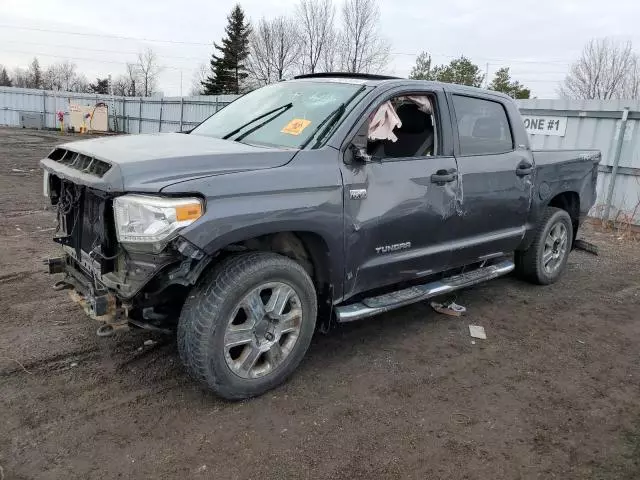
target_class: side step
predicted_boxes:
[335,259,515,323]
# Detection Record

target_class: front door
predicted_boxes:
[340,89,460,300]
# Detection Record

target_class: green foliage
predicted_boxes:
[202,4,252,95]
[409,54,484,87]
[89,78,110,94]
[28,58,42,89]
[432,56,484,87]
[0,67,12,87]
[489,67,531,99]
[409,52,434,80]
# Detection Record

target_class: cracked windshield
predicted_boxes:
[192,81,366,148]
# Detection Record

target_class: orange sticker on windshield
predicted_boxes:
[281,118,311,135]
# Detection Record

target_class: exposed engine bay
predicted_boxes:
[45,175,210,336]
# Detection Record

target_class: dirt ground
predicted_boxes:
[1,127,639,480]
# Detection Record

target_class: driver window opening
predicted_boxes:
[366,95,437,159]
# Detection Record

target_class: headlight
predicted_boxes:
[113,194,203,250]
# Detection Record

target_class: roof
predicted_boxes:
[289,73,513,100]
[293,72,400,81]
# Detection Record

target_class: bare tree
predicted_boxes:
[340,0,390,73]
[320,25,344,72]
[137,48,161,96]
[42,61,82,91]
[125,62,141,96]
[296,0,335,74]
[112,75,130,96]
[561,38,639,100]
[247,16,300,86]
[12,67,29,88]
[190,63,209,95]
[622,55,640,99]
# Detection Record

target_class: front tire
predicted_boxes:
[178,252,317,400]
[515,207,573,285]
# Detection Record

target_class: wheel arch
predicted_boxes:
[547,191,580,245]
[194,229,338,331]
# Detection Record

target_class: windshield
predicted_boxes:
[191,81,367,149]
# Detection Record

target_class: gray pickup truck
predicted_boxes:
[41,73,600,399]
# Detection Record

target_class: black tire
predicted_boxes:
[177,252,317,400]
[515,207,573,285]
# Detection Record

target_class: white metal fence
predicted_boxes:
[516,99,640,226]
[0,86,638,225]
[0,86,237,133]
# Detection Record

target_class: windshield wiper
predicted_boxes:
[301,85,366,149]
[222,103,293,140]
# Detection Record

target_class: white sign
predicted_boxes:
[522,115,567,137]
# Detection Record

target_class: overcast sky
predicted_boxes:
[2,0,639,98]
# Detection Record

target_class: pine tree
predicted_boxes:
[27,58,42,89]
[431,56,484,87]
[489,67,531,99]
[202,4,251,95]
[89,77,110,94]
[409,52,434,80]
[0,67,12,87]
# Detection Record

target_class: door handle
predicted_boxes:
[516,161,533,177]
[431,168,457,185]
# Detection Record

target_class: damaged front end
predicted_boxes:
[44,172,210,337]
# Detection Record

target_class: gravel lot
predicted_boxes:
[1,127,639,480]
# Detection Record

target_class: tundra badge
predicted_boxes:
[350,189,367,200]
[375,242,411,254]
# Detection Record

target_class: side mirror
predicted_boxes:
[349,143,374,163]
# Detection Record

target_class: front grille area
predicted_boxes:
[48,148,112,177]
[55,180,117,274]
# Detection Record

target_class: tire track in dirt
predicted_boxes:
[0,271,37,285]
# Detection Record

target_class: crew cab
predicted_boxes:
[41,73,600,399]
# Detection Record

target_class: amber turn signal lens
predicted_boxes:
[175,203,203,222]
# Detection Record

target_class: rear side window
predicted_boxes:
[452,95,513,155]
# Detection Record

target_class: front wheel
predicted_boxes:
[515,207,574,285]
[177,252,317,400]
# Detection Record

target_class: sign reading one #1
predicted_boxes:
[522,115,568,136]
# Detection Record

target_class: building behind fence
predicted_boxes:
[1,86,639,225]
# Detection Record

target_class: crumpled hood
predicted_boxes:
[40,133,297,192]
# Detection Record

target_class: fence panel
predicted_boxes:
[516,99,640,225]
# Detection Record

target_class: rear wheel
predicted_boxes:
[515,207,573,285]
[177,252,317,400]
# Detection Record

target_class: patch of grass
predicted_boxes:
[592,418,640,480]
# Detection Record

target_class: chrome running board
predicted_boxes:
[335,259,515,323]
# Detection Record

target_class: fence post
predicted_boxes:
[122,97,126,133]
[42,90,46,129]
[138,98,142,133]
[179,97,184,131]
[603,107,630,222]
[215,96,219,112]
[158,98,163,132]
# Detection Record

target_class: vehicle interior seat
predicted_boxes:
[368,102,434,159]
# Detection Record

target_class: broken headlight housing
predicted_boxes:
[113,194,203,251]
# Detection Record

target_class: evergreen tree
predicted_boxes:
[27,58,42,89]
[431,56,484,87]
[409,52,435,80]
[0,67,12,87]
[89,77,110,94]
[202,4,251,95]
[489,67,531,99]
[408,54,485,87]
